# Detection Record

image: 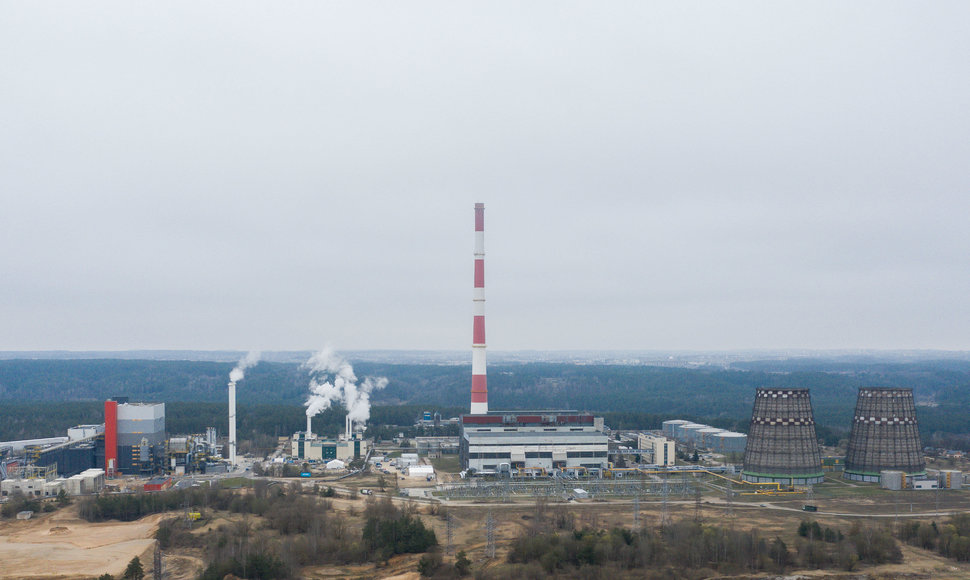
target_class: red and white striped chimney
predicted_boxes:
[470,202,488,414]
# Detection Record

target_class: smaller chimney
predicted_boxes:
[228,381,237,468]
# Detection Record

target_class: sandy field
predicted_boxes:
[0,505,162,579]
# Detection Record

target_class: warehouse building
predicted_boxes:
[459,411,609,474]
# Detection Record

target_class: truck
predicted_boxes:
[802,504,818,512]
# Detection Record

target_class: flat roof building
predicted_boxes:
[638,433,675,466]
[460,411,608,474]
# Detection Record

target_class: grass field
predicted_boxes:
[430,455,461,474]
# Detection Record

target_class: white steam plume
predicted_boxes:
[303,347,388,431]
[229,351,261,383]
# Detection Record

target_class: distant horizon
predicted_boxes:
[3,348,970,365]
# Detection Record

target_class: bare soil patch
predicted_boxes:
[0,504,163,579]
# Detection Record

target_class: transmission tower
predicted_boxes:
[446,513,455,555]
[693,486,703,522]
[723,480,734,520]
[485,510,496,559]
[660,470,670,528]
[153,543,162,580]
[633,493,640,533]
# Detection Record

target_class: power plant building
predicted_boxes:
[844,388,925,482]
[460,412,609,473]
[105,398,166,476]
[742,388,824,485]
[291,432,367,462]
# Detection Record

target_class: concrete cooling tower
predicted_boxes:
[843,388,925,482]
[742,388,824,485]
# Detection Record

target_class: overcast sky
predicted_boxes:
[1,2,968,352]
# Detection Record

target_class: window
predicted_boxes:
[468,452,511,459]
[567,451,608,458]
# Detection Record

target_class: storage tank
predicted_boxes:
[717,432,748,455]
[662,420,689,439]
[697,428,724,448]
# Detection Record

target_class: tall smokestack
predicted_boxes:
[104,399,118,476]
[471,203,488,414]
[228,381,237,468]
[307,415,312,437]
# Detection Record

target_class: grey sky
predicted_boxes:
[1,2,968,351]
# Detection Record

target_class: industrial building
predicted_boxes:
[105,398,166,476]
[414,436,460,457]
[167,428,221,475]
[291,431,368,463]
[460,412,609,473]
[742,388,824,485]
[1,465,104,498]
[638,433,675,466]
[844,388,925,482]
[0,396,227,482]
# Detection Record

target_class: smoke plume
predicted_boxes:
[303,347,388,429]
[229,351,261,383]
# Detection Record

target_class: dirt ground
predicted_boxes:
[6,476,970,579]
[0,505,162,579]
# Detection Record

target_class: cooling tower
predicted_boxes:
[843,388,925,482]
[742,388,824,485]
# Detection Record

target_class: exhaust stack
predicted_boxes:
[470,203,488,414]
[228,381,237,468]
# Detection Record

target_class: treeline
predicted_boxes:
[0,401,463,442]
[898,514,970,562]
[4,357,970,448]
[484,519,900,579]
[83,482,437,579]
